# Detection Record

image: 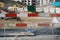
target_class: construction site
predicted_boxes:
[0,0,60,40]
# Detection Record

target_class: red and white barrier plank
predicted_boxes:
[0,13,60,18]
[0,23,50,28]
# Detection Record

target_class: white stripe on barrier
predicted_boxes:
[27,17,51,19]
[17,13,28,17]
[4,23,15,27]
[0,14,5,17]
[39,13,49,17]
[8,23,15,27]
[27,23,38,26]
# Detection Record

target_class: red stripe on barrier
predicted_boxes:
[16,23,27,27]
[38,23,50,26]
[50,14,60,17]
[0,24,4,27]
[6,14,17,17]
[28,14,38,17]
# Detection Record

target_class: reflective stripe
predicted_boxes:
[17,13,28,17]
[27,23,38,26]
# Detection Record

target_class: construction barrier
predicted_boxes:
[0,13,60,17]
[0,23,50,28]
[1,23,60,28]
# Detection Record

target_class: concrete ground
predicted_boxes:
[0,35,60,40]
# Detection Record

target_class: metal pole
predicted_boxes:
[52,23,54,35]
[4,23,6,40]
